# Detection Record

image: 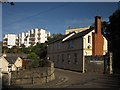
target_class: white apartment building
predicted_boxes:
[3,28,50,48]
[3,34,18,48]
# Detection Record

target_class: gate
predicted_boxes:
[2,72,10,87]
[85,55,111,74]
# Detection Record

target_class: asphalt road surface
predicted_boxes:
[17,68,120,88]
[4,68,120,89]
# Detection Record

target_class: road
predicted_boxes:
[53,68,120,88]
[16,68,120,88]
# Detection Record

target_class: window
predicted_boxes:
[53,56,54,62]
[53,44,54,50]
[88,35,91,43]
[67,54,70,64]
[69,41,74,48]
[58,42,61,50]
[57,55,59,62]
[74,53,78,64]
[62,54,64,63]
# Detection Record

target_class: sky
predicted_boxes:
[1,2,119,41]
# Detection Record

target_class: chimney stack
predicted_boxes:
[95,16,101,34]
[92,16,104,56]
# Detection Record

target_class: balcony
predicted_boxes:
[3,42,7,45]
[16,42,19,45]
[37,37,41,40]
[24,38,27,41]
[3,38,8,41]
[16,39,19,42]
[30,34,35,37]
[29,37,35,41]
[29,42,35,45]
[37,33,41,36]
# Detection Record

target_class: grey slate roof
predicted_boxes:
[48,32,76,44]
[4,54,27,64]
[63,28,94,42]
[5,55,18,64]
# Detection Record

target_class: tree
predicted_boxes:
[27,52,39,68]
[48,33,64,43]
[30,43,47,59]
[105,9,120,72]
[11,46,19,53]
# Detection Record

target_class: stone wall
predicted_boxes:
[11,62,55,85]
[85,55,106,74]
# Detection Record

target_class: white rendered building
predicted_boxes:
[3,28,50,48]
[19,28,50,47]
[3,34,18,48]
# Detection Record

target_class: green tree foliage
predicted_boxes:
[105,10,120,51]
[27,52,39,68]
[27,52,38,60]
[104,9,120,70]
[48,33,64,43]
[27,43,47,59]
[51,33,63,39]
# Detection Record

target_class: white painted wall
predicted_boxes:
[8,34,16,46]
[83,30,94,56]
[12,57,23,71]
[103,36,108,55]
[83,30,108,56]
[3,28,50,48]
[14,57,22,68]
[3,34,18,48]
[0,56,9,72]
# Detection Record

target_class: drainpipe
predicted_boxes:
[83,38,86,73]
[8,72,11,86]
[83,56,85,73]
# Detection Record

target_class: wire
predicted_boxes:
[3,3,66,28]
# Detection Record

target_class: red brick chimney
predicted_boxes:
[95,16,101,34]
[92,16,104,56]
